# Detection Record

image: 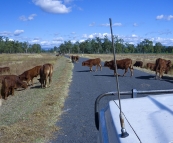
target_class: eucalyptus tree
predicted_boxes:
[95,37,102,53]
[0,36,5,52]
[102,35,112,53]
[138,39,153,53]
[79,41,89,53]
[125,43,135,53]
[64,40,73,53]
[154,42,163,53]
[114,36,124,53]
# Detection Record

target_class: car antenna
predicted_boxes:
[109,18,129,138]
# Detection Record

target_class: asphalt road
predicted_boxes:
[50,56,173,143]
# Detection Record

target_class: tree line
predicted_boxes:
[57,36,173,54]
[1,35,173,54]
[0,36,45,53]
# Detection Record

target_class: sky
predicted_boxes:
[0,0,173,49]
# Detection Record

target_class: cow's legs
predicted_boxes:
[99,64,102,71]
[159,69,163,79]
[130,68,133,77]
[4,88,9,100]
[45,75,48,87]
[89,66,92,72]
[11,87,15,96]
[122,69,128,76]
[95,65,98,72]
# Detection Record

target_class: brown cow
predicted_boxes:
[146,63,156,71]
[104,58,133,77]
[155,58,172,79]
[1,75,28,100]
[82,58,102,72]
[71,55,79,63]
[0,67,10,74]
[133,61,143,68]
[38,63,53,88]
[18,65,42,86]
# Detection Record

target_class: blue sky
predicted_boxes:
[0,0,173,49]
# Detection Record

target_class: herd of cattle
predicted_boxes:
[0,63,53,102]
[0,55,172,105]
[70,55,172,79]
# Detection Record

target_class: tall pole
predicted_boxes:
[109,18,129,138]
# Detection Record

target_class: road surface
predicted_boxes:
[50,56,173,143]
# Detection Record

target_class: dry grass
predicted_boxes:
[0,54,73,143]
[69,53,173,76]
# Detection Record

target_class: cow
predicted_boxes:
[155,58,172,79]
[71,55,79,63]
[146,63,156,71]
[18,65,42,86]
[1,75,28,100]
[133,61,143,68]
[104,58,133,77]
[0,67,10,74]
[82,58,102,72]
[38,63,53,88]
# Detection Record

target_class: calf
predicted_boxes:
[155,58,172,79]
[38,63,53,88]
[146,63,156,71]
[0,67,10,74]
[1,75,28,100]
[82,58,102,72]
[18,65,42,86]
[104,58,133,77]
[71,55,79,63]
[133,61,143,68]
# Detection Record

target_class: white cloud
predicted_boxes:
[28,14,37,20]
[113,23,122,26]
[89,22,96,27]
[156,14,164,20]
[100,23,110,27]
[133,23,138,27]
[32,0,71,14]
[53,37,63,41]
[167,15,173,20]
[156,14,173,20]
[0,31,12,37]
[19,14,37,21]
[132,34,138,38]
[14,30,24,36]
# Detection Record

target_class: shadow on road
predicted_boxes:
[93,74,115,77]
[76,70,91,72]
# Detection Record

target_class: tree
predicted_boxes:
[102,35,112,53]
[154,42,162,53]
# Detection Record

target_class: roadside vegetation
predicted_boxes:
[0,54,73,143]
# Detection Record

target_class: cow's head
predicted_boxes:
[18,74,27,81]
[104,61,113,67]
[167,60,172,68]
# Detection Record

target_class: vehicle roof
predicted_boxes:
[108,94,173,143]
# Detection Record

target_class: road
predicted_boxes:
[50,56,173,143]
